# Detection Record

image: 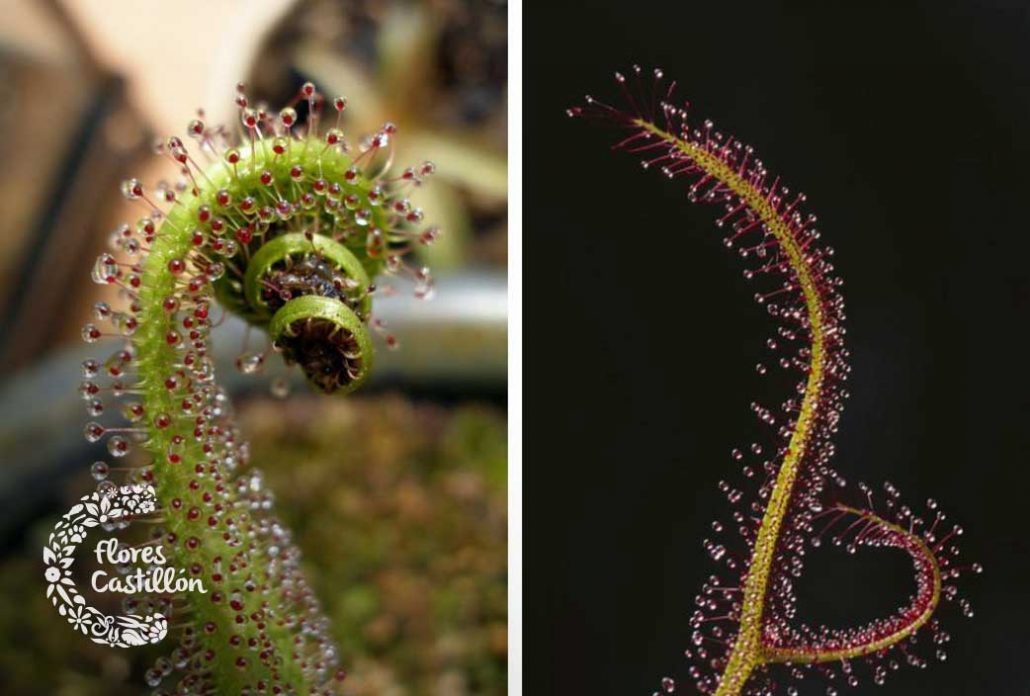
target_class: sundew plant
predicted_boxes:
[65,80,439,693]
[569,67,979,696]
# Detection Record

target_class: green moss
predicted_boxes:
[2,396,505,695]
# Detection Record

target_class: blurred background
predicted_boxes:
[0,1,507,694]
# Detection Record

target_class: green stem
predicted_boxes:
[131,137,386,691]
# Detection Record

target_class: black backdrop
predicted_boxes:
[525,2,1029,694]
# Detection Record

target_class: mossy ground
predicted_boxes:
[4,395,506,696]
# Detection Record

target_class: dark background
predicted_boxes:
[526,1,1029,694]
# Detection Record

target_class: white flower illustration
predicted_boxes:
[43,484,169,648]
[67,605,93,635]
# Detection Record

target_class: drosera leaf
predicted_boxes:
[572,66,979,696]
[66,78,442,693]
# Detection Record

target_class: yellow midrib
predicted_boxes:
[638,122,827,695]
[760,505,942,664]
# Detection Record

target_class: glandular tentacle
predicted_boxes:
[75,80,439,692]
[572,66,977,696]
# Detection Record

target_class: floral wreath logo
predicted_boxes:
[43,484,168,648]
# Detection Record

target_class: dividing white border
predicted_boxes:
[507,0,523,692]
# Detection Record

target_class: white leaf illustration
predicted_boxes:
[118,628,147,647]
